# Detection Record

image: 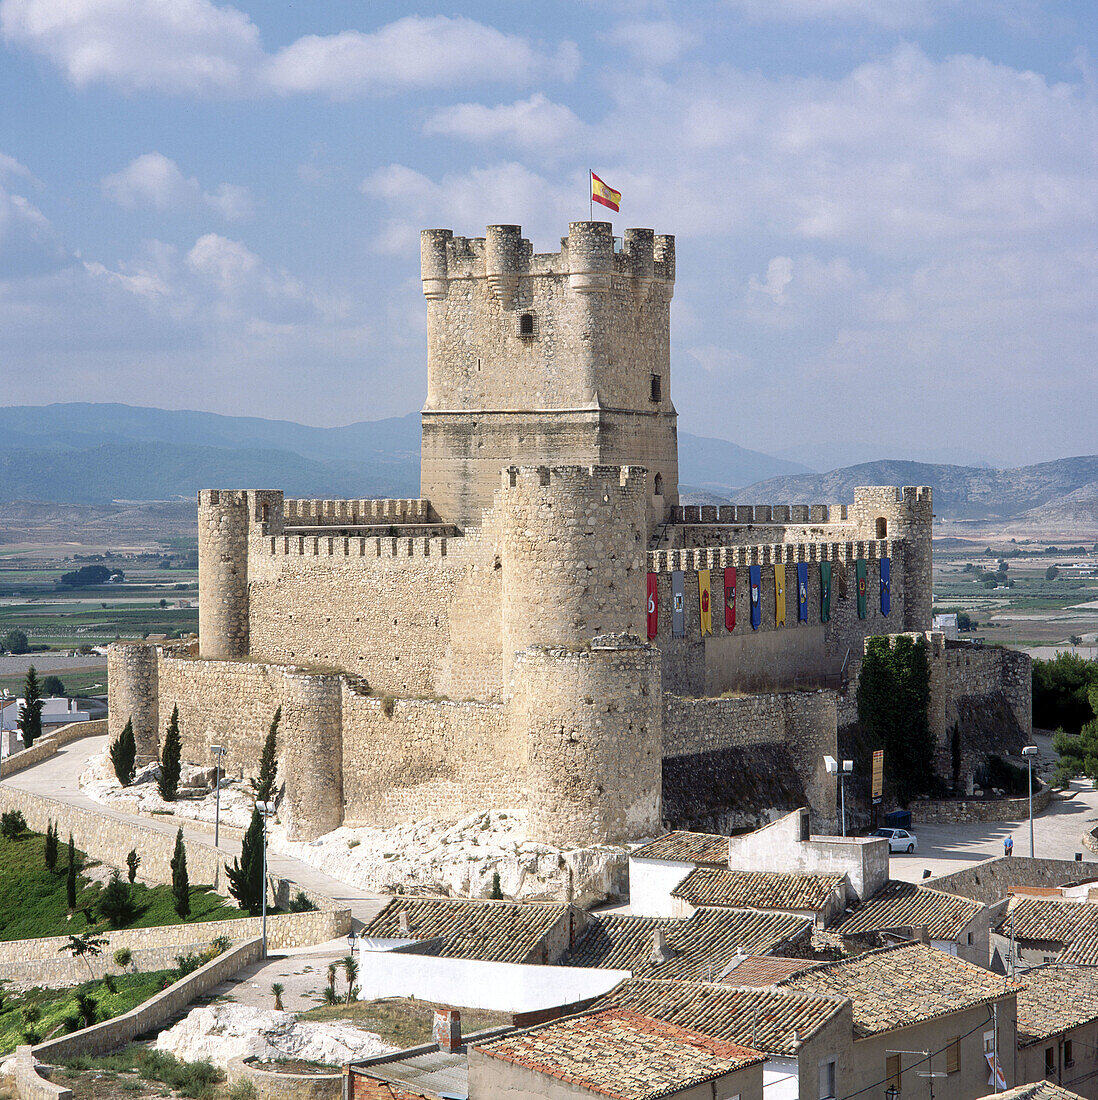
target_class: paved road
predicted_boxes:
[890,776,1098,882]
[1,734,386,926]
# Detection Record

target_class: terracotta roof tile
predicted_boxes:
[1016,964,1098,1045]
[671,867,845,913]
[984,1083,1086,1100]
[836,880,984,940]
[631,831,730,865]
[1058,934,1098,965]
[475,1008,763,1100]
[593,978,847,1055]
[998,896,1098,946]
[561,909,812,981]
[721,955,815,986]
[779,942,1019,1038]
[362,896,569,964]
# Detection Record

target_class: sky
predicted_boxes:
[1,0,1097,470]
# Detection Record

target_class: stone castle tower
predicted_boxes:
[420,222,678,531]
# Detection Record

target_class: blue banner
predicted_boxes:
[797,562,809,622]
[749,564,761,630]
[671,570,686,637]
[880,557,891,616]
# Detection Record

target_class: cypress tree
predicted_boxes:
[171,828,190,918]
[66,833,77,910]
[17,665,42,749]
[158,705,182,802]
[225,807,264,915]
[44,821,58,871]
[109,718,137,787]
[251,707,281,804]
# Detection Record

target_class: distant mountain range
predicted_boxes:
[0,403,1094,525]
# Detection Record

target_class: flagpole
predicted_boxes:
[588,169,593,220]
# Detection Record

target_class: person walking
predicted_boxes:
[1004,834,1014,857]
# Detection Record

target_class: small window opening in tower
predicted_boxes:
[261,503,269,523]
[650,374,662,402]
[876,517,887,538]
[519,313,535,337]
[654,473,664,497]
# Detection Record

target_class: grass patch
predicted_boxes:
[0,832,246,942]
[297,997,510,1049]
[57,1046,223,1100]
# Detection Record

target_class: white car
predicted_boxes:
[873,827,918,853]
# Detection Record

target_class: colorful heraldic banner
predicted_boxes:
[749,565,761,630]
[820,562,832,623]
[797,562,809,623]
[856,558,868,619]
[698,569,712,636]
[871,749,884,805]
[774,563,786,627]
[880,557,891,616]
[671,570,686,638]
[646,573,658,639]
[724,566,737,631]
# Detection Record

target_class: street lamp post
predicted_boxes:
[210,745,226,847]
[825,756,855,837]
[256,800,275,957]
[1022,745,1038,857]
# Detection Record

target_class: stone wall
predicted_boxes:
[929,855,1098,905]
[1,720,106,777]
[8,1047,72,1100]
[911,782,1050,825]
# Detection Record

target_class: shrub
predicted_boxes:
[110,718,137,787]
[102,973,117,993]
[158,705,182,801]
[0,810,27,840]
[113,947,133,970]
[98,870,136,928]
[288,891,316,912]
[44,820,59,870]
[74,992,98,1028]
[228,1080,258,1100]
[171,828,190,918]
[175,952,205,977]
[126,848,140,884]
[488,872,503,900]
[1032,653,1097,734]
[66,834,77,910]
[272,982,284,1010]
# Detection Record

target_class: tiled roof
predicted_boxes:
[1058,933,1098,965]
[1016,964,1098,1045]
[631,831,730,865]
[982,1084,1086,1100]
[835,880,984,940]
[997,896,1098,945]
[721,955,815,986]
[780,942,1019,1038]
[671,867,845,913]
[362,896,570,964]
[561,908,812,981]
[475,1008,763,1100]
[594,978,847,1055]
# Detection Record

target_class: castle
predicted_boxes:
[107,221,1031,849]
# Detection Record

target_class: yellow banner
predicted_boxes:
[872,749,884,804]
[774,563,786,626]
[698,569,712,636]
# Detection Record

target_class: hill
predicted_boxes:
[737,456,1098,520]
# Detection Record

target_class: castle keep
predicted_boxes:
[108,221,1031,847]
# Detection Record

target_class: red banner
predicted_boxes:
[724,566,736,631]
[647,573,658,639]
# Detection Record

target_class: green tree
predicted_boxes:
[58,933,108,981]
[1053,681,1098,783]
[44,820,59,871]
[110,718,137,787]
[126,848,141,884]
[158,705,182,801]
[171,828,190,919]
[251,706,281,804]
[17,665,43,749]
[342,954,359,1003]
[857,634,935,804]
[1046,565,1060,581]
[98,870,135,928]
[66,833,77,910]
[41,675,66,696]
[1032,652,1097,733]
[225,807,264,915]
[1,629,29,654]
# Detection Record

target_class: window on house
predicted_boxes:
[654,473,664,497]
[886,1054,901,1092]
[945,1039,960,1075]
[966,931,974,945]
[819,1059,836,1100]
[650,374,662,402]
[876,517,888,538]
[1065,1041,1074,1067]
[519,313,536,337]
[1045,1047,1055,1078]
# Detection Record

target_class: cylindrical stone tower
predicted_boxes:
[106,641,160,763]
[197,490,250,659]
[499,465,647,678]
[512,634,662,847]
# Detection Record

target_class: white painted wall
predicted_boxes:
[356,949,630,1013]
[628,857,694,917]
[764,1057,800,1100]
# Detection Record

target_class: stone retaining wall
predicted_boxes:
[911,781,1050,825]
[1083,826,1098,856]
[228,1056,342,1100]
[1,721,107,778]
[929,856,1098,905]
[8,1047,72,1100]
[32,937,263,1063]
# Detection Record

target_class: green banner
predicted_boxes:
[856,558,868,619]
[820,562,832,623]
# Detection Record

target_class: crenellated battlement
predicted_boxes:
[649,539,895,572]
[260,533,451,562]
[500,463,648,498]
[669,503,851,525]
[282,498,431,526]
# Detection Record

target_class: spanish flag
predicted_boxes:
[591,172,620,213]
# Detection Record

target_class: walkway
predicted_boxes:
[1,733,386,926]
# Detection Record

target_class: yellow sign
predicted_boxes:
[698,569,712,636]
[872,749,884,804]
[774,564,786,626]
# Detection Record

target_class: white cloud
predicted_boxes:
[424,94,583,148]
[0,152,36,184]
[748,256,793,302]
[0,182,67,278]
[606,20,699,66]
[0,1,578,98]
[102,153,252,220]
[724,0,956,28]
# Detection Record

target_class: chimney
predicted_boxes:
[398,911,410,937]
[433,1009,461,1053]
[913,924,930,945]
[651,929,672,964]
